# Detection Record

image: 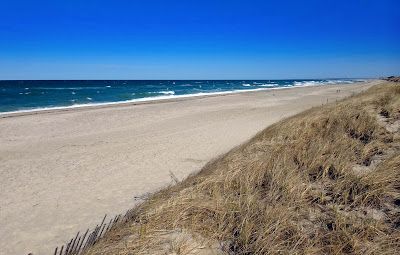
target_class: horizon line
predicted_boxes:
[0,77,380,81]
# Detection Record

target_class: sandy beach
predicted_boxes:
[0,81,378,255]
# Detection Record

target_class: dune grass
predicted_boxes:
[86,82,399,255]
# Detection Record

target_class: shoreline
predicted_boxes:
[0,81,374,118]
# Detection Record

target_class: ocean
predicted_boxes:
[0,79,366,114]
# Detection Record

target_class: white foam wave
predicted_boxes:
[293,81,321,87]
[149,90,175,95]
[293,79,361,87]
[259,84,277,87]
[159,90,175,95]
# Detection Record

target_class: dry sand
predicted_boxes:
[0,81,379,255]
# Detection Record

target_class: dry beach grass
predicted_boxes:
[83,81,400,254]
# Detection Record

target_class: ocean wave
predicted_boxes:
[253,82,275,85]
[326,80,355,84]
[319,80,355,85]
[259,84,277,87]
[293,81,322,87]
[242,84,252,87]
[149,90,175,95]
[160,91,175,95]
[294,80,360,87]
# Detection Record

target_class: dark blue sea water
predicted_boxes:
[0,79,366,113]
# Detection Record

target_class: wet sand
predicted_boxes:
[0,81,378,255]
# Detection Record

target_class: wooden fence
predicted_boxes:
[46,207,138,255]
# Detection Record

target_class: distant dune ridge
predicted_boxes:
[61,81,399,254]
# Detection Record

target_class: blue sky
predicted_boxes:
[0,0,399,79]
